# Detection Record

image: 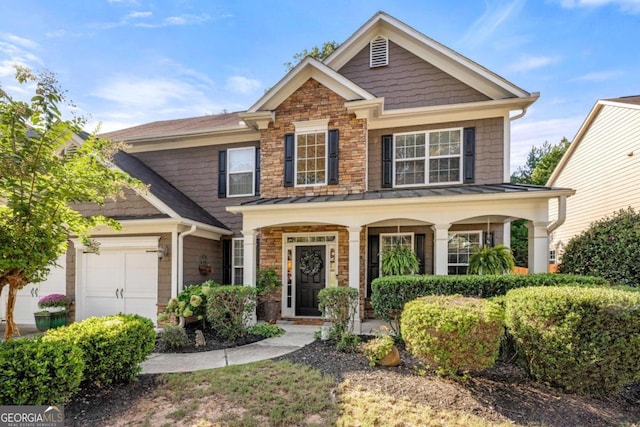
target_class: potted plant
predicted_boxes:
[35,294,73,331]
[381,244,420,276]
[256,268,281,323]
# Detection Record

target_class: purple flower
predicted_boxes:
[38,293,73,308]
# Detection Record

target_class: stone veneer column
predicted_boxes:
[348,226,362,334]
[432,223,451,275]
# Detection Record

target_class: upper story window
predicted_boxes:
[394,128,462,187]
[296,131,327,186]
[228,147,256,197]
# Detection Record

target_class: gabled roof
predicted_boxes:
[246,56,375,113]
[325,11,530,100]
[547,95,640,186]
[112,151,229,230]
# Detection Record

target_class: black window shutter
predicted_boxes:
[328,129,339,185]
[218,150,227,198]
[367,235,380,297]
[254,147,261,195]
[381,135,393,188]
[222,239,232,284]
[284,134,295,187]
[415,234,426,274]
[483,231,494,247]
[463,127,475,184]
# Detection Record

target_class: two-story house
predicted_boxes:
[9,12,572,330]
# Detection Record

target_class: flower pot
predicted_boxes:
[259,301,280,323]
[377,345,400,367]
[43,306,66,313]
[34,312,51,332]
[49,310,68,329]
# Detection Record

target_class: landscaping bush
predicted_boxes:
[205,285,257,342]
[381,244,420,275]
[162,280,219,322]
[318,286,359,341]
[44,314,155,386]
[468,244,514,275]
[0,336,84,404]
[157,325,190,351]
[559,207,640,286]
[505,286,640,396]
[401,295,504,377]
[248,322,285,338]
[372,273,608,335]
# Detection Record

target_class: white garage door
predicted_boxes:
[77,237,159,324]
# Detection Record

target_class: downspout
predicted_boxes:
[510,106,529,122]
[547,195,567,234]
[177,224,197,327]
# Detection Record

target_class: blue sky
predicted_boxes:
[1,0,639,171]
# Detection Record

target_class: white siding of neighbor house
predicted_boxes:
[550,104,640,259]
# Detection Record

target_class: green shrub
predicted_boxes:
[401,295,504,377]
[468,244,514,275]
[164,280,219,321]
[336,333,362,353]
[318,286,359,341]
[157,325,190,351]
[372,273,608,335]
[205,285,257,342]
[505,286,640,396]
[248,322,285,338]
[361,335,395,366]
[44,314,155,386]
[0,336,84,404]
[381,244,420,275]
[559,207,640,286]
[256,268,281,296]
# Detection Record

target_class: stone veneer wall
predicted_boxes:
[260,78,367,198]
[259,225,366,320]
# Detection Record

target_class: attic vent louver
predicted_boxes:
[370,36,388,68]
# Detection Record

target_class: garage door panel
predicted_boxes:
[85,296,120,318]
[85,252,121,297]
[123,252,157,297]
[123,296,157,322]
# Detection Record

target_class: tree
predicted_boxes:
[0,67,140,339]
[284,41,340,70]
[510,138,571,266]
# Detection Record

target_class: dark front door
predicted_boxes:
[295,245,325,316]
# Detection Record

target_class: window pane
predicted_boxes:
[447,232,481,275]
[296,132,326,185]
[233,268,244,285]
[229,172,253,196]
[228,148,254,173]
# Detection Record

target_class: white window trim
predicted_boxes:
[294,130,328,188]
[447,230,482,272]
[232,237,244,285]
[393,127,463,188]
[379,232,414,276]
[227,147,255,198]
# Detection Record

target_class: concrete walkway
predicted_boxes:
[141,324,317,374]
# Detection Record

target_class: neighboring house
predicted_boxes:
[9,12,572,330]
[548,96,640,261]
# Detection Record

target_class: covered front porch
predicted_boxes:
[228,184,574,332]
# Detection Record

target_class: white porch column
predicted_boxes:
[242,229,258,325]
[503,221,511,248]
[431,223,451,275]
[348,226,362,334]
[526,221,549,273]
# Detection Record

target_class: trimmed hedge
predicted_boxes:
[0,336,84,404]
[44,314,155,386]
[372,273,608,334]
[206,285,257,342]
[401,295,504,377]
[505,286,640,396]
[318,287,359,340]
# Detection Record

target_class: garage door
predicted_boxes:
[77,237,158,324]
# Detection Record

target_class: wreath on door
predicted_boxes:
[299,252,323,276]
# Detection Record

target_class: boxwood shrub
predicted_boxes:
[401,295,504,377]
[0,336,84,404]
[44,314,155,386]
[206,285,257,342]
[505,286,640,396]
[372,273,608,334]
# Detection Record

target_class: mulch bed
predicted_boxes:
[65,336,640,427]
[153,321,265,353]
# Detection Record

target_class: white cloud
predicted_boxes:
[559,0,640,13]
[573,70,624,81]
[507,55,559,72]
[125,11,153,19]
[92,12,211,30]
[225,76,261,94]
[459,0,525,46]
[92,76,205,107]
[0,35,42,78]
[0,33,38,50]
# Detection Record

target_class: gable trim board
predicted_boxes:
[324,12,530,100]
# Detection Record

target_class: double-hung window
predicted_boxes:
[379,233,414,276]
[227,147,255,197]
[296,131,327,186]
[232,238,244,285]
[447,231,481,275]
[394,128,462,187]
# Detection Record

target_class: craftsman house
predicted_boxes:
[3,12,573,330]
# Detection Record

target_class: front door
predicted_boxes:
[295,245,325,316]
